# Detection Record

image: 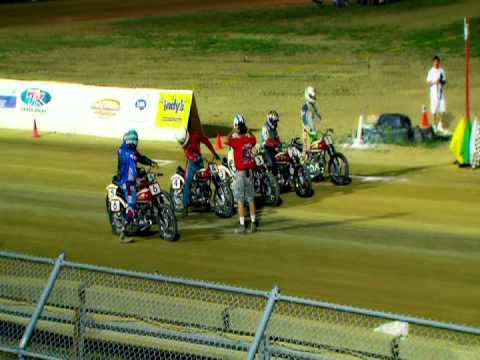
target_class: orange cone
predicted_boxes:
[215,133,224,150]
[421,105,429,128]
[33,119,40,138]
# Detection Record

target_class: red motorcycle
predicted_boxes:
[106,166,178,241]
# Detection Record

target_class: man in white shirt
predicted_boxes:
[426,56,448,134]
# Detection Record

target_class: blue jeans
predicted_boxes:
[184,158,203,207]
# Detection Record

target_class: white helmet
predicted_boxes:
[175,128,189,147]
[305,86,317,104]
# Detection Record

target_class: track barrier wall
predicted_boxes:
[0,251,479,360]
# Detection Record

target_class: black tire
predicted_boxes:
[264,173,281,206]
[328,153,350,185]
[294,168,313,198]
[156,203,178,241]
[169,187,185,214]
[213,183,234,218]
[105,195,125,235]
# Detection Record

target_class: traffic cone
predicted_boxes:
[421,105,429,128]
[33,119,40,138]
[215,133,224,150]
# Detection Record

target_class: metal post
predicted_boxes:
[18,253,65,357]
[73,283,87,360]
[247,286,279,360]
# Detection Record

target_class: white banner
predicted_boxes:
[0,79,186,141]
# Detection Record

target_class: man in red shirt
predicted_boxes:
[225,114,257,234]
[176,128,220,215]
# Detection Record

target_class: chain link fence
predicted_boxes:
[0,251,479,360]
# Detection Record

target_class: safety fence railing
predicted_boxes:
[0,251,479,360]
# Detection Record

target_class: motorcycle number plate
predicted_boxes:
[255,155,264,166]
[108,187,117,199]
[110,200,121,212]
[209,163,218,173]
[172,178,182,190]
[149,183,161,195]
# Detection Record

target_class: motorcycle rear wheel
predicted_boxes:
[213,183,235,218]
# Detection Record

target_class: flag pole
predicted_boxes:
[465,17,470,122]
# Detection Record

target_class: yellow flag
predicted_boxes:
[450,117,466,164]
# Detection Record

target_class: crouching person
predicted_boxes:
[226,114,257,234]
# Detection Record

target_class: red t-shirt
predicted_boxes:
[183,130,216,162]
[228,133,257,171]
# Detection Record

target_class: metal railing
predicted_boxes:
[0,251,479,359]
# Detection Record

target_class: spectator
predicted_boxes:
[426,56,449,134]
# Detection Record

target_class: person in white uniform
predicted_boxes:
[426,56,448,134]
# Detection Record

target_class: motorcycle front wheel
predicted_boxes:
[294,168,314,198]
[105,195,125,235]
[213,183,235,218]
[169,187,185,214]
[156,203,178,241]
[328,153,351,185]
[264,172,281,206]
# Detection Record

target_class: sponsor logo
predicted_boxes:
[135,99,147,111]
[0,86,16,109]
[20,88,52,113]
[91,98,121,118]
[162,97,184,114]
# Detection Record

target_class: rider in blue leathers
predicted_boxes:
[117,130,155,240]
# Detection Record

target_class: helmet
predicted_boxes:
[233,113,246,128]
[175,128,189,147]
[124,129,138,146]
[266,110,279,130]
[305,86,317,104]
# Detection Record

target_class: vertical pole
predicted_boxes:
[247,287,279,360]
[18,253,65,357]
[465,17,471,121]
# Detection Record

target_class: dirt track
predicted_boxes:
[0,0,306,27]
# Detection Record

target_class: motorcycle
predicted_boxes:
[105,166,178,241]
[221,147,281,206]
[170,161,234,218]
[300,129,351,185]
[271,140,313,198]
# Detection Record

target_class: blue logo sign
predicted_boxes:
[21,88,52,108]
[135,99,147,111]
[0,95,16,109]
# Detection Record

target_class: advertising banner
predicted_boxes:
[0,79,197,141]
[156,90,193,129]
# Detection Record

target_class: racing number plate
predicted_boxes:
[110,199,121,212]
[149,183,161,195]
[209,163,218,173]
[255,155,264,166]
[108,187,117,199]
[172,178,182,190]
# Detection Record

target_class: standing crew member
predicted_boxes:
[176,127,220,216]
[117,129,156,243]
[427,56,448,134]
[261,110,282,174]
[301,86,321,157]
[226,114,257,234]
